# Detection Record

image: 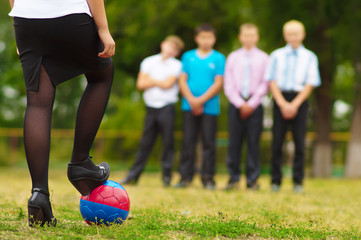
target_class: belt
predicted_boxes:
[281,91,299,94]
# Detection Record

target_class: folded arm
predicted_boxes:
[136,72,156,90]
[137,72,178,91]
[153,76,178,89]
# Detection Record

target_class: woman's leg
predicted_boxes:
[24,66,55,191]
[71,63,114,163]
[67,63,113,196]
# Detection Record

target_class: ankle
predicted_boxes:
[69,157,97,169]
[31,188,50,196]
[70,155,92,164]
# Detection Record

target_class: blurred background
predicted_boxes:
[0,0,360,178]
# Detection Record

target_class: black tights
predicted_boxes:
[24,64,114,191]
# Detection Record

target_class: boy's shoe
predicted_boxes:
[293,184,303,193]
[202,179,216,190]
[271,184,280,192]
[204,181,216,190]
[119,177,138,185]
[162,176,171,187]
[247,182,260,191]
[174,180,191,188]
[225,180,239,190]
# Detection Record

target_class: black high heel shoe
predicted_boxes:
[28,188,57,227]
[67,157,110,196]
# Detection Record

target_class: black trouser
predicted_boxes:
[271,92,309,185]
[227,104,263,185]
[127,104,175,180]
[179,111,218,183]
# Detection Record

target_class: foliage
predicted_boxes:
[0,0,353,166]
[0,0,359,129]
[0,3,25,128]
[1,0,361,168]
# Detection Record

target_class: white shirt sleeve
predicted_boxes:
[140,58,151,74]
[306,54,321,87]
[175,61,182,77]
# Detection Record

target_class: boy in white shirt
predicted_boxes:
[120,35,184,186]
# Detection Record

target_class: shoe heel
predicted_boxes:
[70,178,105,196]
[28,205,44,227]
[28,188,57,227]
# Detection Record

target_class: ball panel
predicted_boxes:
[79,199,96,223]
[97,185,115,199]
[104,189,130,211]
[102,196,119,207]
[81,184,130,211]
[81,189,129,211]
[104,180,126,190]
[89,193,105,204]
[80,199,129,226]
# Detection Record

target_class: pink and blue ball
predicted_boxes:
[79,180,130,226]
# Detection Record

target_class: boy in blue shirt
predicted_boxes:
[264,20,321,192]
[175,24,226,189]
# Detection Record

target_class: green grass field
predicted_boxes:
[0,167,361,239]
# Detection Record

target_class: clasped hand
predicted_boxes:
[188,97,204,116]
[280,101,298,120]
[239,103,254,120]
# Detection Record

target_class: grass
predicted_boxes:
[0,167,361,239]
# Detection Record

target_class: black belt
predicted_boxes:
[281,91,299,94]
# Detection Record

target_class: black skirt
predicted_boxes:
[13,13,112,91]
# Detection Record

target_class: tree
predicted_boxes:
[344,0,361,177]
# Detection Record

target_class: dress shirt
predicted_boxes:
[224,47,269,109]
[141,54,182,108]
[264,44,321,91]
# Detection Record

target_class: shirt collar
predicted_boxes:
[285,44,304,56]
[241,47,257,56]
[196,49,214,59]
[157,53,172,63]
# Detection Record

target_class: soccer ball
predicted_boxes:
[79,180,130,226]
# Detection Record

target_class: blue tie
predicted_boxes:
[288,50,298,90]
[242,53,251,99]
